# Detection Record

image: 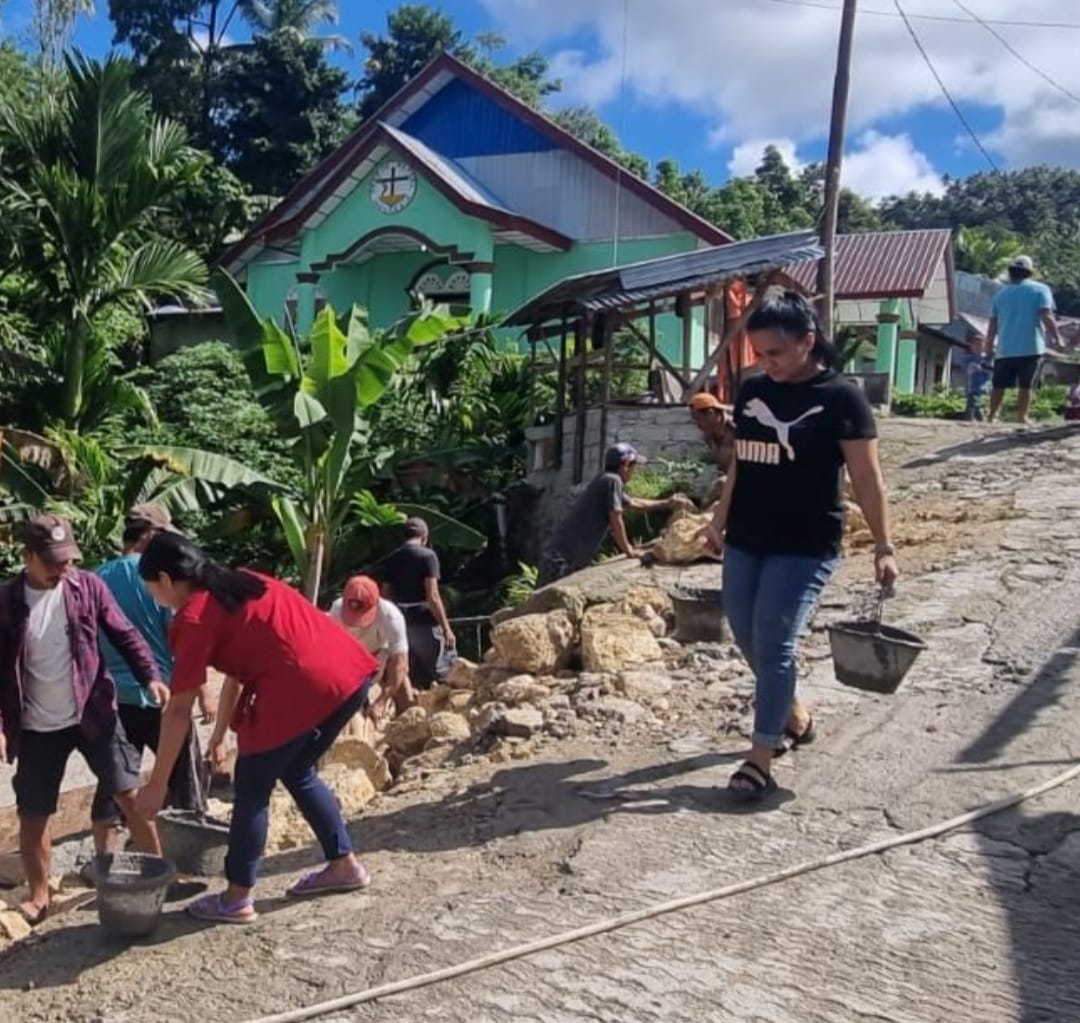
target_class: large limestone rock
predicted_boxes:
[652,511,717,565]
[491,585,587,627]
[580,605,664,673]
[323,737,393,791]
[267,765,377,852]
[0,910,31,943]
[490,610,575,675]
[428,711,471,743]
[474,703,544,739]
[446,658,480,690]
[492,675,551,705]
[617,670,674,701]
[417,684,453,715]
[614,586,674,621]
[385,706,432,756]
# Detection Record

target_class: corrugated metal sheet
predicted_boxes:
[504,231,823,326]
[786,229,952,299]
[401,76,557,158]
[456,151,687,243]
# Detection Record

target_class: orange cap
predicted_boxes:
[341,575,380,628]
[688,392,724,412]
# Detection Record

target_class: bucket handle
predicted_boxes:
[872,582,896,627]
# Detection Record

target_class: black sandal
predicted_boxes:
[727,761,777,803]
[774,714,816,756]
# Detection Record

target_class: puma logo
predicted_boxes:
[742,398,825,462]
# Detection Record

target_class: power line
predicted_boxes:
[763,0,1080,30]
[893,0,1000,172]
[951,0,1080,105]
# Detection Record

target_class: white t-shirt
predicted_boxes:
[329,597,408,682]
[22,583,79,732]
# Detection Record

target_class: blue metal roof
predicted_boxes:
[504,231,824,326]
[402,77,558,159]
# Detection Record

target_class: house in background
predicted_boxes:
[218,52,731,366]
[787,228,957,398]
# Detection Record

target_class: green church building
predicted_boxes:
[220,53,732,348]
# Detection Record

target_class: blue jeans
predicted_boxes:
[722,545,838,750]
[226,683,369,888]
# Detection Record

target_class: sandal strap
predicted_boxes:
[730,762,771,789]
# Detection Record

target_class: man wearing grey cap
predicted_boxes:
[537,443,692,586]
[0,514,167,923]
[986,254,1062,424]
[90,505,214,858]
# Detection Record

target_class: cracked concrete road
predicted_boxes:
[4,419,1080,1023]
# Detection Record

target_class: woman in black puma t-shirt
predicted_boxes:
[706,292,899,803]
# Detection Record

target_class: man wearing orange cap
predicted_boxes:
[330,575,414,716]
[688,391,736,505]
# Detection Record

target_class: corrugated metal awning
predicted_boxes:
[504,230,823,326]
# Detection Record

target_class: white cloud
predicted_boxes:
[479,0,1080,174]
[726,137,802,177]
[841,130,946,199]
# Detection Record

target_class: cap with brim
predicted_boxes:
[23,514,82,564]
[688,392,725,412]
[125,503,180,534]
[341,576,380,628]
[1009,254,1034,272]
[403,516,429,539]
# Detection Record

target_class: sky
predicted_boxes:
[3,0,1080,201]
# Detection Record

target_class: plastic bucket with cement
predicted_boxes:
[91,851,175,937]
[827,620,927,694]
[158,809,230,878]
[670,586,729,644]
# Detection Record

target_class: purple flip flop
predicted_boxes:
[187,891,258,925]
[286,863,371,899]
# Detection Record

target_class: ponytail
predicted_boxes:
[139,532,266,613]
[746,290,839,370]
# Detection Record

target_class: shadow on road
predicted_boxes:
[259,749,755,881]
[903,423,1077,470]
[957,628,1080,765]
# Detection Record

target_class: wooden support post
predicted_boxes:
[554,318,568,469]
[683,271,780,399]
[678,292,693,380]
[573,317,589,485]
[598,315,614,468]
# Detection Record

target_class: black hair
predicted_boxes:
[745,290,839,369]
[139,532,266,613]
[1007,266,1033,283]
[122,523,152,549]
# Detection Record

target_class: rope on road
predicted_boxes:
[244,761,1080,1023]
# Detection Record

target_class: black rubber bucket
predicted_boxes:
[670,586,729,643]
[827,620,927,694]
[157,809,231,878]
[91,852,175,937]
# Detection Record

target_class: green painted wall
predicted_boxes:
[243,157,710,366]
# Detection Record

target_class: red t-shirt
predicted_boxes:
[169,573,378,754]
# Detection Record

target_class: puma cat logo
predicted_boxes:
[740,398,825,463]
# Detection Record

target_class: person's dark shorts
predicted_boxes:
[992,356,1041,390]
[14,724,141,819]
[91,703,206,823]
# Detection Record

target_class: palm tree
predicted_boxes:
[0,53,210,428]
[239,0,351,52]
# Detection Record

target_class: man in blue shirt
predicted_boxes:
[986,255,1062,424]
[90,505,215,856]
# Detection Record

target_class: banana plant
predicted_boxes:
[214,269,477,600]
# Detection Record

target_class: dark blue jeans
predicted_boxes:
[722,545,838,750]
[226,683,369,888]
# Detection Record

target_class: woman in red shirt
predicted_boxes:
[133,533,379,924]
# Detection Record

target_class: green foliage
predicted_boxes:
[0,52,210,427]
[214,32,352,195]
[955,225,1024,277]
[499,561,538,608]
[239,0,351,52]
[626,458,706,502]
[889,390,967,420]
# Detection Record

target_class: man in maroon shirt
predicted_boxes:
[0,515,168,924]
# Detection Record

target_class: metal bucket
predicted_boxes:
[158,809,230,878]
[827,620,927,694]
[670,586,729,644]
[91,852,175,937]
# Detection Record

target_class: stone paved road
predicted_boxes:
[4,420,1080,1023]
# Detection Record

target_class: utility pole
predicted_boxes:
[816,0,858,339]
